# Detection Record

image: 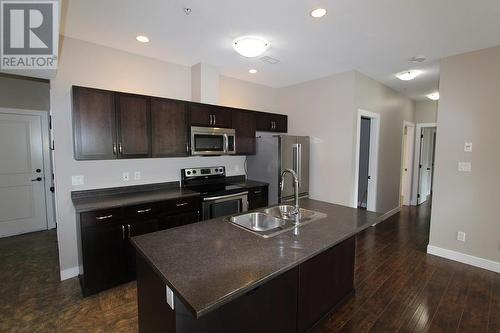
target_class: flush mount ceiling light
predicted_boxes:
[310,8,327,18]
[136,35,150,43]
[396,70,422,81]
[427,92,440,101]
[249,69,258,74]
[233,36,270,58]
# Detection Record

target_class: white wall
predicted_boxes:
[429,46,500,266]
[415,100,438,123]
[277,71,357,207]
[51,37,276,278]
[277,71,415,214]
[219,76,278,112]
[354,72,416,213]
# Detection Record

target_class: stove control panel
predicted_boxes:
[183,166,225,178]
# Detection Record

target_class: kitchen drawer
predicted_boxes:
[81,208,124,228]
[160,196,200,214]
[248,186,268,210]
[125,202,162,220]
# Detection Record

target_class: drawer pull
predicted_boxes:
[176,202,188,207]
[253,190,262,194]
[96,214,113,220]
[136,208,152,214]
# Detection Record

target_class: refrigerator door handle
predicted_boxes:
[298,143,302,187]
[292,144,298,173]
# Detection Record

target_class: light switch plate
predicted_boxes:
[458,162,471,172]
[165,285,174,310]
[464,142,473,152]
[457,231,466,242]
[122,172,130,182]
[134,171,141,181]
[71,175,84,186]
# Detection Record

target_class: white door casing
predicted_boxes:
[0,113,48,237]
[401,122,415,206]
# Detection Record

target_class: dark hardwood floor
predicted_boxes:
[0,201,498,332]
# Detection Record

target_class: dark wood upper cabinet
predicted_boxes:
[232,110,256,155]
[151,98,189,157]
[116,94,151,159]
[256,113,288,133]
[73,86,117,160]
[189,103,232,128]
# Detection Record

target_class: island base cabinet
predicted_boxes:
[297,236,356,332]
[136,253,298,333]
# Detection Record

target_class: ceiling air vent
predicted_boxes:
[260,56,280,64]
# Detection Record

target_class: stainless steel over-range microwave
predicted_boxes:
[190,126,236,156]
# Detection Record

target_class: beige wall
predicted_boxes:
[52,37,276,278]
[219,76,278,112]
[354,72,416,213]
[277,71,415,213]
[415,100,438,123]
[429,46,500,264]
[0,74,50,111]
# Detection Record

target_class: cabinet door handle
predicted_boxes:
[176,202,188,207]
[136,208,152,214]
[96,215,113,220]
[127,224,131,238]
[118,143,123,155]
[121,225,126,240]
[209,115,213,126]
[186,142,189,153]
[213,115,216,125]
[112,143,117,155]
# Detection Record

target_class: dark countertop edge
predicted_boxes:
[73,191,201,213]
[132,218,370,319]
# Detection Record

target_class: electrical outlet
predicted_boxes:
[134,171,141,181]
[71,175,84,186]
[457,231,466,242]
[122,172,130,182]
[458,162,471,172]
[464,142,473,152]
[165,285,174,310]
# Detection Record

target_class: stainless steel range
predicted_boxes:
[181,166,248,220]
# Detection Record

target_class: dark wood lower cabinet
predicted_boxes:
[78,196,200,296]
[248,185,269,210]
[136,236,356,333]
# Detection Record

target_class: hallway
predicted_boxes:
[0,202,498,332]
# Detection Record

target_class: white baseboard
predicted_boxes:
[427,245,500,273]
[60,266,80,281]
[371,206,401,226]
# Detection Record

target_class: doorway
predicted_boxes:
[411,123,437,205]
[354,110,380,212]
[400,121,415,206]
[0,109,54,237]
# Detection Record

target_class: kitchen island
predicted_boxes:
[132,198,379,333]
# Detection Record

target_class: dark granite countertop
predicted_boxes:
[71,182,200,213]
[131,198,380,318]
[228,179,269,188]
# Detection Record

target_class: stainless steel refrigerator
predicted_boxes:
[247,134,310,205]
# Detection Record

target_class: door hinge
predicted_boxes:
[49,116,52,129]
[419,164,422,169]
[421,134,424,139]
[417,194,421,198]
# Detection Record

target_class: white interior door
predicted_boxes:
[401,125,415,206]
[418,127,435,205]
[0,113,47,237]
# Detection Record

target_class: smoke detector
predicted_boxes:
[260,56,280,64]
[408,55,426,63]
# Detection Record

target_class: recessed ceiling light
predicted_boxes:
[427,92,440,101]
[310,8,327,18]
[233,36,270,58]
[396,70,422,81]
[136,35,150,43]
[249,69,258,74]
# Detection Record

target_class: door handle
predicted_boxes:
[127,224,131,238]
[118,143,123,155]
[113,143,117,155]
[136,208,152,213]
[121,225,126,240]
[213,115,216,125]
[31,177,42,182]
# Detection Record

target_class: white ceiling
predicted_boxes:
[60,0,500,100]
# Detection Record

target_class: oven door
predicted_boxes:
[202,192,249,220]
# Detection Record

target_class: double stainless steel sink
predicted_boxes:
[228,205,327,238]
